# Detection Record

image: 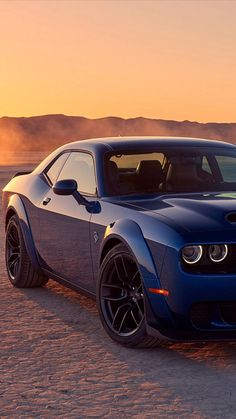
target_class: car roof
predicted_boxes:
[62,136,235,152]
[33,135,236,177]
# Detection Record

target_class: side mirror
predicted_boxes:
[53,179,77,196]
[53,178,101,214]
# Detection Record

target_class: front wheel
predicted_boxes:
[5,215,49,288]
[97,244,162,348]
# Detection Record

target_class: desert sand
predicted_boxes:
[1,164,236,418]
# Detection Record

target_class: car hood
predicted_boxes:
[123,192,236,232]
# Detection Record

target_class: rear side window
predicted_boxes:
[46,153,69,185]
[201,156,212,174]
[57,152,96,195]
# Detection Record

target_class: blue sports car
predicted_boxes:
[3,136,236,347]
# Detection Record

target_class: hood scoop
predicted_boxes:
[226,213,236,223]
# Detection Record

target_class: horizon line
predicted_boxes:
[1,113,236,125]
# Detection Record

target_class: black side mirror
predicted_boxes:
[53,178,101,214]
[53,179,77,196]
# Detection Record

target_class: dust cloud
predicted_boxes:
[1,114,236,165]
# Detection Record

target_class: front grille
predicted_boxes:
[191,301,236,329]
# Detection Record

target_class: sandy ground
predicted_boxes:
[1,165,236,418]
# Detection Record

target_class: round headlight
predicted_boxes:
[208,244,228,263]
[182,245,203,264]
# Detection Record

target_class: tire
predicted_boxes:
[97,243,162,348]
[5,215,49,288]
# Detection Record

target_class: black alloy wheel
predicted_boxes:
[101,252,144,336]
[97,243,162,347]
[5,215,49,288]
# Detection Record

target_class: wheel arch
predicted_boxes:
[99,218,173,336]
[99,218,161,288]
[5,194,40,270]
[100,237,123,264]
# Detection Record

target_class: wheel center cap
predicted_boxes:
[129,288,140,299]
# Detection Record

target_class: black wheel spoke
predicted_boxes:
[8,254,19,269]
[136,282,143,293]
[131,269,139,283]
[114,255,129,285]
[112,303,130,328]
[7,237,20,249]
[134,299,143,317]
[101,284,128,302]
[8,251,19,259]
[103,295,128,302]
[6,223,21,280]
[8,227,19,246]
[130,309,139,326]
[118,306,132,333]
[13,259,19,277]
[7,234,17,248]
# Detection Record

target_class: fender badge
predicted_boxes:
[94,231,99,243]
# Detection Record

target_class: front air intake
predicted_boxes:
[226,213,236,223]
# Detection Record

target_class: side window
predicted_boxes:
[201,156,212,174]
[215,156,236,182]
[57,152,96,195]
[45,153,69,185]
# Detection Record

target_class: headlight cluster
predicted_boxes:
[182,244,228,265]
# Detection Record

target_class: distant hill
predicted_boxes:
[1,114,236,154]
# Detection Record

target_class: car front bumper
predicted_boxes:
[145,246,236,341]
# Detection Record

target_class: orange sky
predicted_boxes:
[1,0,236,122]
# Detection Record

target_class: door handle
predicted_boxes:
[42,197,51,206]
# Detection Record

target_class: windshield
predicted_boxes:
[104,146,236,196]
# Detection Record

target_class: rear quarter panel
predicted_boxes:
[3,173,51,252]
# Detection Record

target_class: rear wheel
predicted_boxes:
[97,244,162,348]
[5,215,49,288]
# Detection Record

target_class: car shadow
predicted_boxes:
[21,279,236,365]
[19,279,236,415]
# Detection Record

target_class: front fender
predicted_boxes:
[101,219,173,329]
[102,219,160,287]
[6,194,40,270]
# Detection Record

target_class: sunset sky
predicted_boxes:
[1,0,236,122]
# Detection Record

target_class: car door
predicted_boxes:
[36,151,97,293]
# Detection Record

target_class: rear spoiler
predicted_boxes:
[12,171,32,179]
